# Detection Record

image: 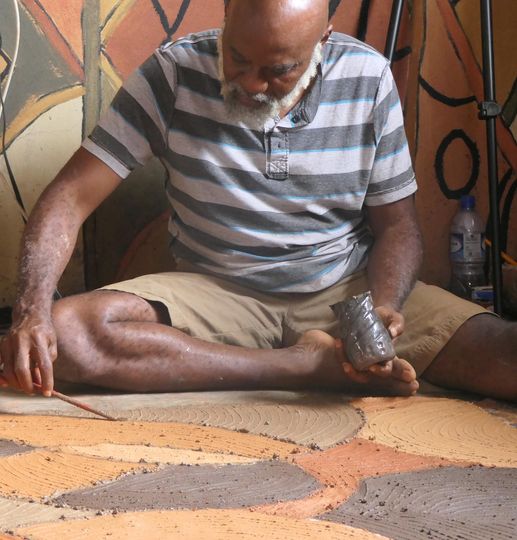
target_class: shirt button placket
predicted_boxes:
[266,126,288,180]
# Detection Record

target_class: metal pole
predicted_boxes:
[479,0,503,315]
[384,0,405,63]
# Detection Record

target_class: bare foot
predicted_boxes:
[296,329,419,396]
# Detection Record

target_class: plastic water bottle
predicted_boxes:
[449,195,486,299]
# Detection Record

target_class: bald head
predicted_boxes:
[223,0,342,21]
[225,0,329,40]
[224,0,331,64]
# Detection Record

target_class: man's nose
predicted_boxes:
[237,68,269,96]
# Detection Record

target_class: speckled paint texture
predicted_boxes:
[322,466,517,540]
[0,388,516,539]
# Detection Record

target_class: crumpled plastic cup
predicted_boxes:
[330,291,395,371]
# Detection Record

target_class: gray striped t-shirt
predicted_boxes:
[83,30,417,293]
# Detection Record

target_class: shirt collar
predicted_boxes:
[287,63,323,127]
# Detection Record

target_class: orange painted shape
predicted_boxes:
[365,0,410,63]
[59,443,256,465]
[350,395,421,414]
[104,0,224,80]
[20,0,84,78]
[17,508,388,540]
[356,397,517,467]
[255,438,461,518]
[331,0,363,37]
[455,0,517,103]
[166,0,225,41]
[421,8,474,100]
[252,484,353,520]
[0,415,303,460]
[295,438,460,486]
[27,0,84,62]
[0,450,145,499]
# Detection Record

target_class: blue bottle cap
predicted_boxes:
[460,195,475,210]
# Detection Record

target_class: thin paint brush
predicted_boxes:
[0,371,117,421]
[33,382,118,421]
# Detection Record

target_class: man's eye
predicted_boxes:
[232,56,247,64]
[270,65,295,76]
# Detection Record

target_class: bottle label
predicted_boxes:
[450,232,485,262]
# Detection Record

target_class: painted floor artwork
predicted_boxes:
[0,386,516,539]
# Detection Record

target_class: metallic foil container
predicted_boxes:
[330,291,395,370]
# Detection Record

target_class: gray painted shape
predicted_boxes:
[321,466,517,540]
[0,439,33,457]
[0,390,364,448]
[55,460,322,511]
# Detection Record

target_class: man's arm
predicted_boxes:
[0,147,122,395]
[366,194,423,338]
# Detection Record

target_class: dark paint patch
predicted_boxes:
[321,466,517,540]
[56,460,322,511]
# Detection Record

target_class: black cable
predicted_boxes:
[500,177,516,252]
[357,0,371,43]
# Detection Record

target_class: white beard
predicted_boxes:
[218,34,322,129]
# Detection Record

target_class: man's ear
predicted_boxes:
[321,24,333,44]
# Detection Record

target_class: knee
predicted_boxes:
[51,295,104,382]
[52,293,111,336]
[52,297,81,336]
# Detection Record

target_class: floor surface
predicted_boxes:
[0,384,516,539]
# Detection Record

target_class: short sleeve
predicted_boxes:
[82,49,177,179]
[364,64,417,206]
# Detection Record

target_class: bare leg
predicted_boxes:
[422,314,517,402]
[52,291,418,395]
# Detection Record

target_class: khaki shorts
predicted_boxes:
[101,269,488,375]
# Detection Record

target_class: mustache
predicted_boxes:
[225,82,276,105]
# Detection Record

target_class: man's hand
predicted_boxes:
[336,337,394,381]
[338,304,404,382]
[0,311,57,397]
[375,305,405,340]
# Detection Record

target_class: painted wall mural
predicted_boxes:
[0,0,516,309]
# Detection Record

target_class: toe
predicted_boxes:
[391,357,417,383]
[387,377,419,397]
[368,360,393,378]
